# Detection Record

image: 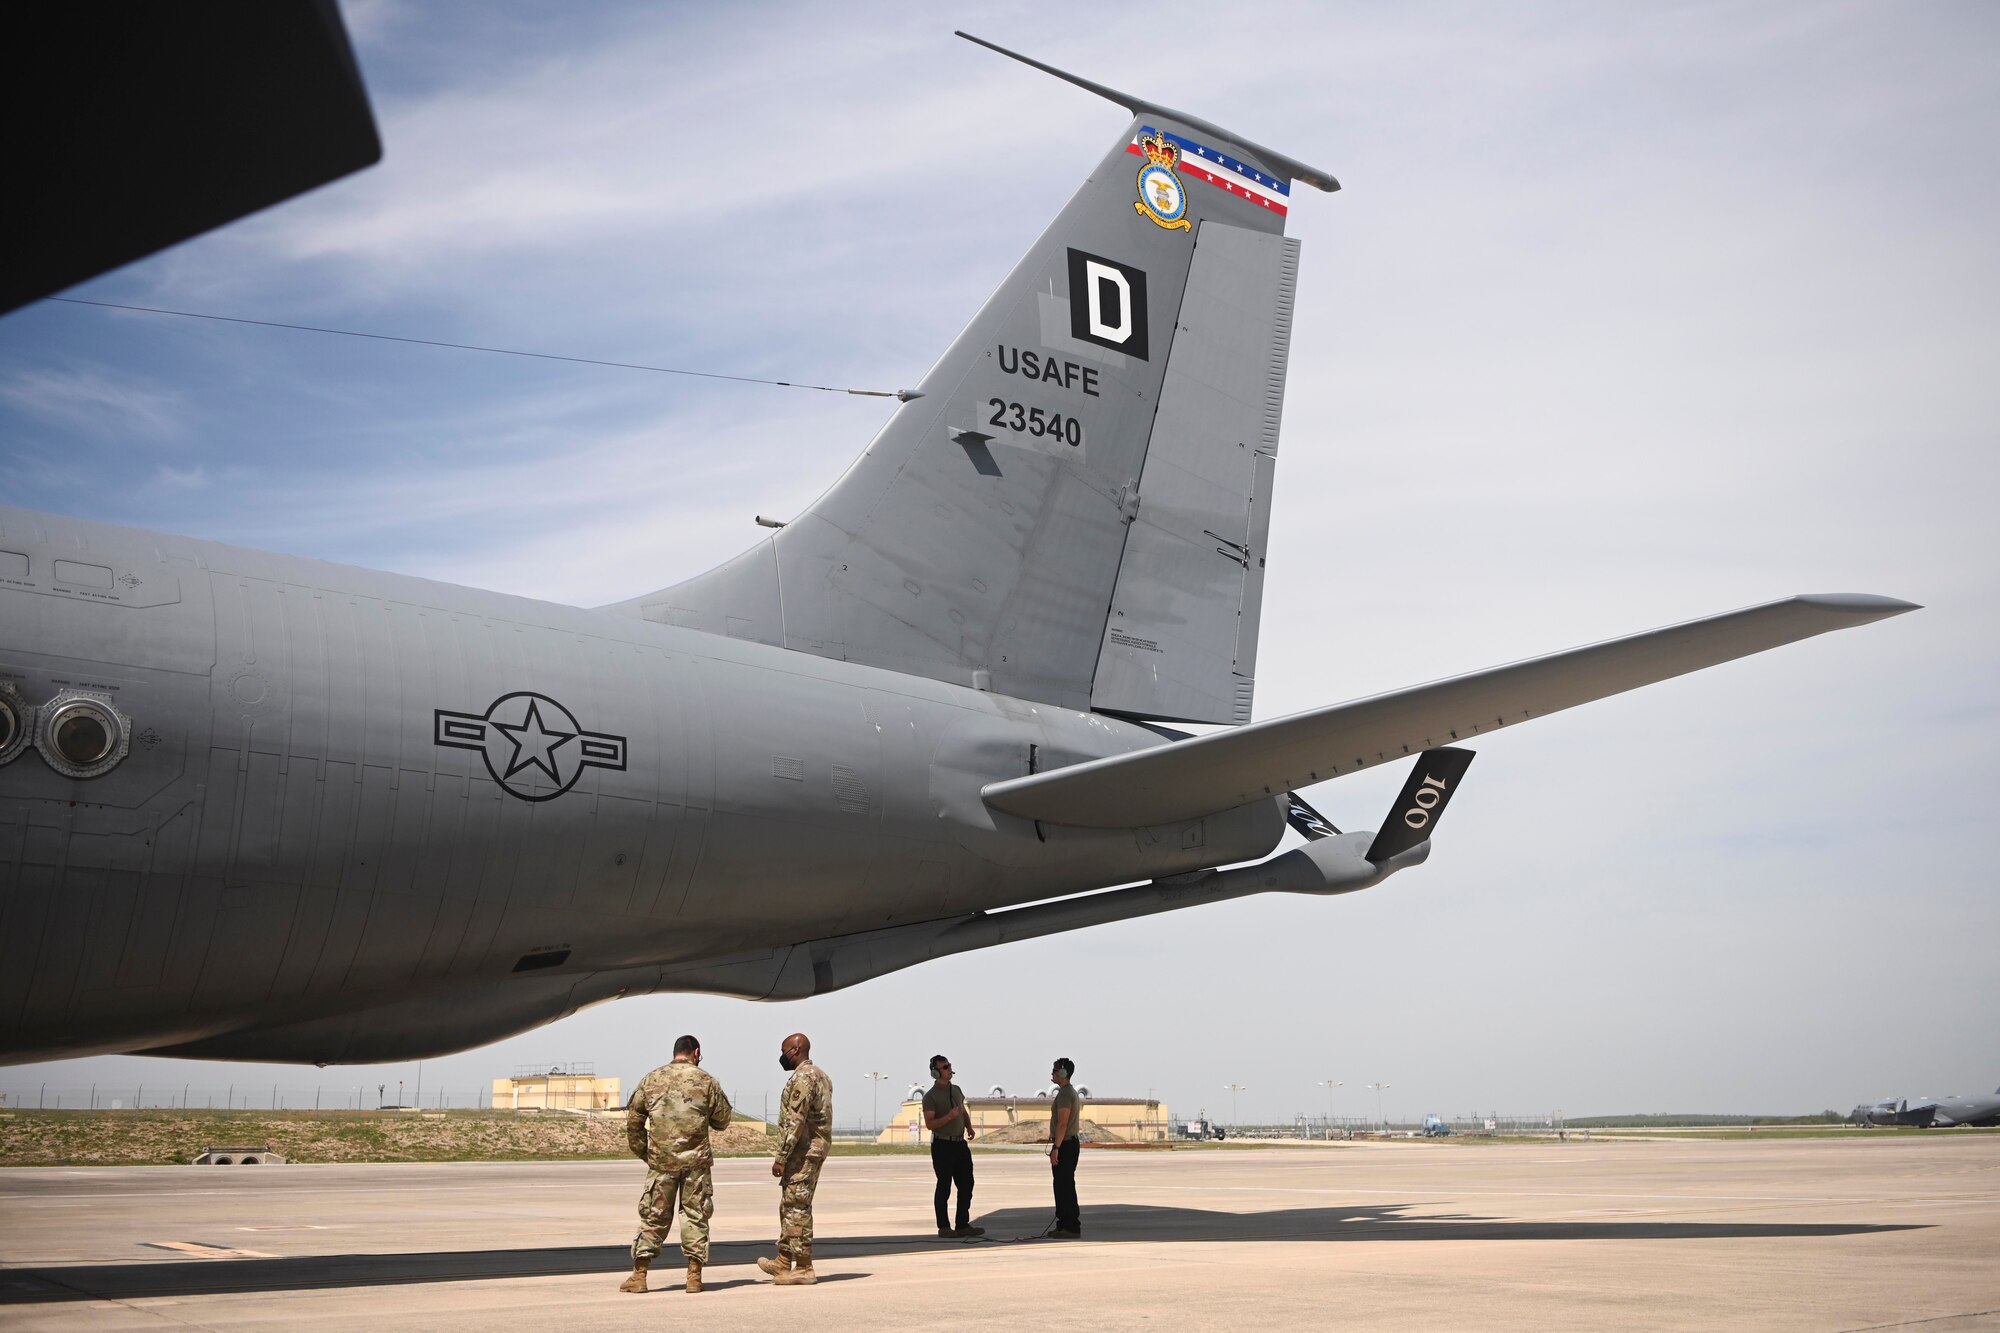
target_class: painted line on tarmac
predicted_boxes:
[1145,1183,2000,1206]
[144,1241,277,1259]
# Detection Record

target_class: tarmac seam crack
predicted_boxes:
[21,1271,210,1330]
[1835,1310,2000,1332]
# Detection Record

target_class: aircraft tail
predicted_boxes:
[609,35,1336,723]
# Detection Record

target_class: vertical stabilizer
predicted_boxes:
[612,37,1334,718]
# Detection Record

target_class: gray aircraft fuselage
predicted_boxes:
[0,506,1280,1064]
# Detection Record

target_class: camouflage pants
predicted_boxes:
[633,1165,713,1263]
[777,1157,823,1262]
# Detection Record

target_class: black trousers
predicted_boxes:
[1052,1136,1081,1231]
[931,1138,973,1229]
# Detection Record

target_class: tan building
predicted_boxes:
[492,1063,621,1111]
[877,1093,1171,1144]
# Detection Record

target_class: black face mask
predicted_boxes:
[780,1054,797,1071]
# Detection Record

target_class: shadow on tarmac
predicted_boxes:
[964,1203,1927,1246]
[0,1202,1923,1304]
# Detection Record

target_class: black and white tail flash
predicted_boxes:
[1364,748,1475,863]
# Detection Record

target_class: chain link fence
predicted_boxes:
[0,1084,501,1111]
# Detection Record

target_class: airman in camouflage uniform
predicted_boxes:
[619,1034,732,1294]
[757,1031,832,1286]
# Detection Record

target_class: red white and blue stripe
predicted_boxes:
[1126,126,1291,217]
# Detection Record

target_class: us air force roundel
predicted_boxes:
[434,691,627,802]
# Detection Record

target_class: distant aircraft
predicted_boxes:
[0,33,1915,1067]
[1850,1087,2000,1128]
[1849,1099,1931,1128]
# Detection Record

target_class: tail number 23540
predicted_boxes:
[988,398,1083,447]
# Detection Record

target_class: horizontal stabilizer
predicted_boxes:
[983,593,1917,828]
[1364,748,1474,862]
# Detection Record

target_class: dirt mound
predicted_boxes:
[0,1109,778,1166]
[711,1120,778,1155]
[980,1118,1126,1145]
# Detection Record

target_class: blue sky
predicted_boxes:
[2,0,1996,1124]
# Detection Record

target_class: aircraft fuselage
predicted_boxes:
[0,506,1282,1064]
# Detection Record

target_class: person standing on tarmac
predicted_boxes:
[1048,1057,1083,1239]
[619,1034,732,1294]
[759,1032,832,1286]
[921,1055,984,1238]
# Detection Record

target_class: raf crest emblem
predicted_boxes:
[1133,130,1193,232]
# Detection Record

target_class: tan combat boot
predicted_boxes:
[685,1258,703,1293]
[774,1242,817,1285]
[756,1251,791,1278]
[618,1257,650,1293]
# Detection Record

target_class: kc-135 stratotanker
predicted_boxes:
[0,34,1915,1065]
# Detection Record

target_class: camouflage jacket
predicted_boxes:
[775,1059,833,1164]
[625,1060,733,1171]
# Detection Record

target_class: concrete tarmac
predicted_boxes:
[2,1136,1997,1330]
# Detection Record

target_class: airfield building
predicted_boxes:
[491,1063,621,1111]
[877,1094,1170,1144]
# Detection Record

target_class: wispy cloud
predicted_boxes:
[146,463,211,493]
[0,364,188,442]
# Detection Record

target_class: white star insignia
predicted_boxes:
[495,698,576,783]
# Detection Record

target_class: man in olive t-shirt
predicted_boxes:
[1048,1057,1082,1238]
[921,1054,982,1237]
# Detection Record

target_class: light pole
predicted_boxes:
[1368,1081,1391,1130]
[1317,1079,1342,1131]
[864,1071,888,1135]
[1223,1083,1248,1131]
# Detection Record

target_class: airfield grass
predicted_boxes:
[6,1109,1986,1166]
[0,1109,1122,1167]
[0,1108,785,1167]
[1578,1125,2000,1141]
